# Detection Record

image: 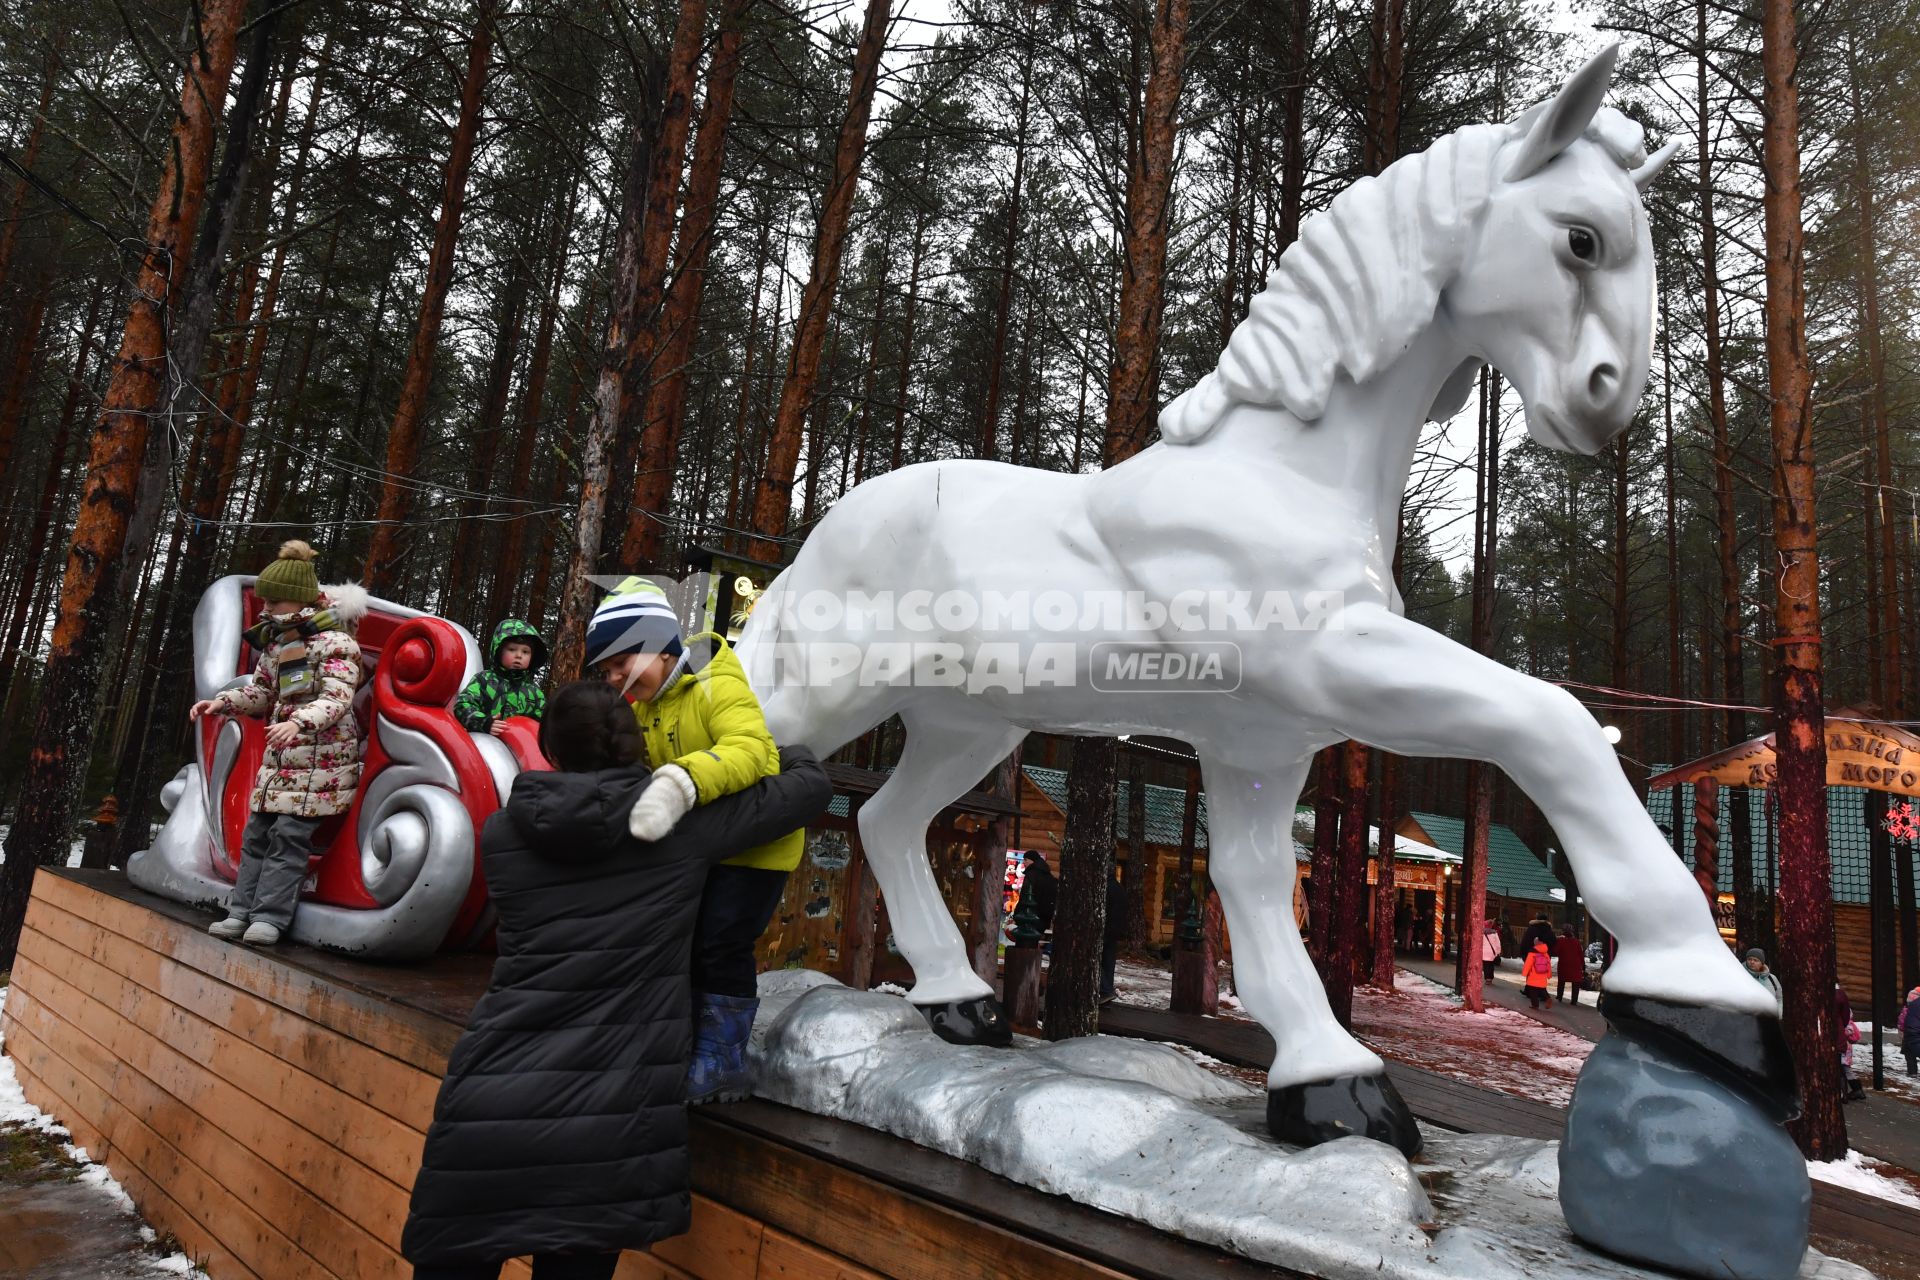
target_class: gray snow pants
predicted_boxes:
[227,812,323,930]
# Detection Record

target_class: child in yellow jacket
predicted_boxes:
[585,577,805,1103]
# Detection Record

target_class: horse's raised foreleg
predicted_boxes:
[1297,602,1794,1111]
[857,703,1026,1046]
[1201,755,1423,1156]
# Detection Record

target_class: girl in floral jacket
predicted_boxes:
[189,541,365,946]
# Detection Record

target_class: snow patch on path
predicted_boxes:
[1114,956,1596,1108]
[1808,1148,1920,1210]
[0,986,209,1277]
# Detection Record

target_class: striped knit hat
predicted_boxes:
[583,576,685,669]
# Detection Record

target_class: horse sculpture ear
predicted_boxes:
[1631,139,1682,193]
[1503,44,1620,183]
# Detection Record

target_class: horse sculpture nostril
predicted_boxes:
[1589,362,1621,406]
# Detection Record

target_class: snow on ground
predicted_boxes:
[1113,958,1594,1106]
[1809,1149,1920,1210]
[0,985,210,1277]
[1355,970,1593,1108]
[1116,956,1920,1210]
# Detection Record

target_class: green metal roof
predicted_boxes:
[1645,783,1915,907]
[1022,765,1210,850]
[1409,810,1563,902]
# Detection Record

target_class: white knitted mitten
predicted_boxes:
[629,764,697,841]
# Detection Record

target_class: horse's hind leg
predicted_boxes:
[1201,753,1422,1156]
[857,702,1025,1046]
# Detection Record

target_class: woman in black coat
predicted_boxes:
[403,682,831,1280]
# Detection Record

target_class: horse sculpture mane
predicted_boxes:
[1161,109,1653,445]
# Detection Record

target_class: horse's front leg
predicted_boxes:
[1200,755,1422,1156]
[1293,603,1793,1111]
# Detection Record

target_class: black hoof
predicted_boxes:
[921,996,1013,1047]
[1599,993,1800,1121]
[1268,1073,1422,1156]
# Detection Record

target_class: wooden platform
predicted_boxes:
[1,869,1293,1280]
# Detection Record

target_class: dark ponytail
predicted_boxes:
[539,681,646,773]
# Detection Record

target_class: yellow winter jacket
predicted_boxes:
[632,632,806,872]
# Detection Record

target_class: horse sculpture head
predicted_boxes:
[1160,44,1678,457]
[1447,46,1678,454]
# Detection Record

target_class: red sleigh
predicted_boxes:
[127,576,549,960]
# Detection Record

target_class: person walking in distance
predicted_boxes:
[1553,923,1586,1006]
[1745,948,1783,1013]
[1522,938,1553,1010]
[1899,983,1920,1077]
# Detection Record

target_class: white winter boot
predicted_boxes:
[208,917,247,941]
[241,922,282,946]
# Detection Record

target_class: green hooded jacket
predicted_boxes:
[631,632,805,872]
[453,618,549,730]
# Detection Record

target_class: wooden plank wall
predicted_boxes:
[0,870,884,1280]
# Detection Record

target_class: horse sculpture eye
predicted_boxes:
[1568,227,1598,262]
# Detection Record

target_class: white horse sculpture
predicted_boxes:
[737,47,1792,1154]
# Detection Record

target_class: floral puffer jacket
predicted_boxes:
[210,620,364,817]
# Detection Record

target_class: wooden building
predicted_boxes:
[1646,784,1916,1009]
[1648,712,1920,1015]
[1015,765,1477,953]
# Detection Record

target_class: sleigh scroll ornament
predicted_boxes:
[127,575,545,960]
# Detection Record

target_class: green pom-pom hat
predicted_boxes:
[255,539,320,604]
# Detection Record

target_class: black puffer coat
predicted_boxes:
[402,747,830,1266]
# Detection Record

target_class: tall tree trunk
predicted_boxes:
[1277,0,1312,248]
[1047,736,1118,1040]
[1845,37,1902,717]
[0,0,250,967]
[363,0,497,591]
[1047,0,1191,1041]
[1327,738,1370,1026]
[622,0,751,567]
[1310,745,1340,965]
[0,44,57,307]
[1121,746,1150,946]
[604,0,712,567]
[490,178,579,625]
[445,256,532,624]
[1102,0,1189,462]
[889,185,930,472]
[1661,288,1687,814]
[1456,369,1499,1009]
[748,0,892,557]
[848,224,893,489]
[0,284,104,711]
[556,91,675,679]
[977,8,1034,462]
[1695,0,1756,949]
[0,264,56,487]
[1372,746,1401,988]
[113,9,284,863]
[1759,0,1842,1160]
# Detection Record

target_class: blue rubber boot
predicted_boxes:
[687,993,759,1105]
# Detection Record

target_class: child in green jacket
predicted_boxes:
[584,578,804,1104]
[453,618,548,734]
